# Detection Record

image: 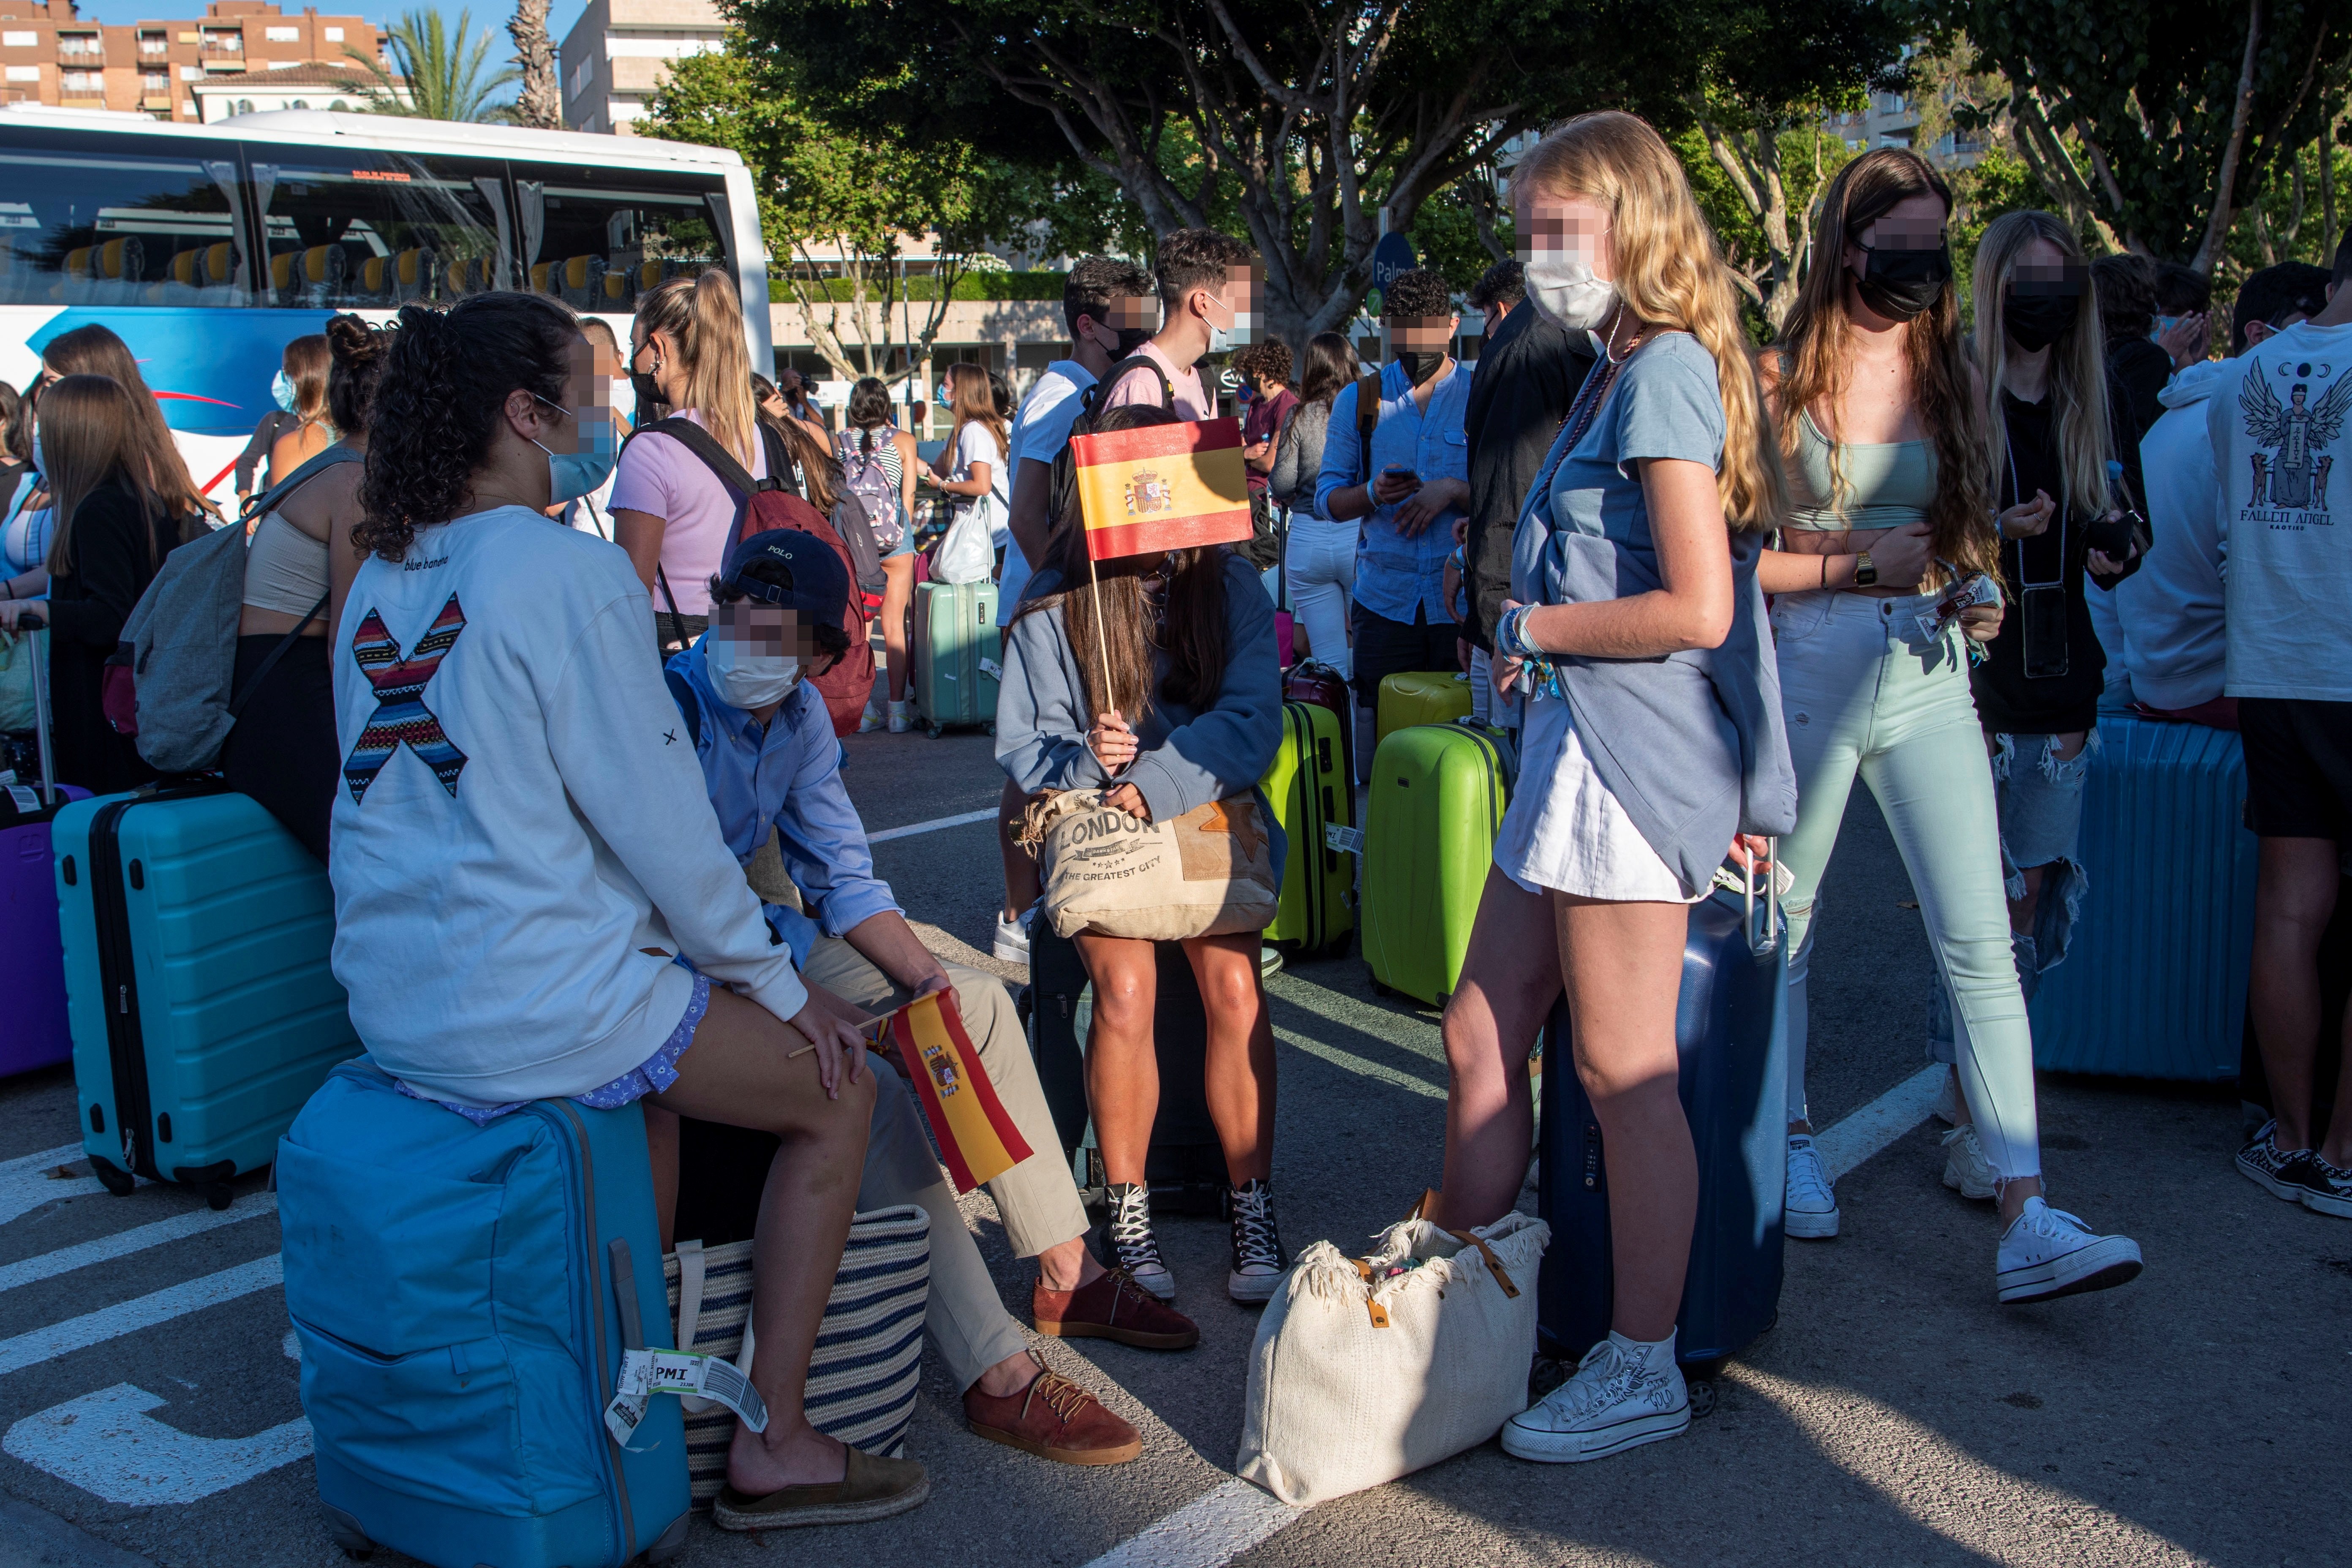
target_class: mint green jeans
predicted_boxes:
[1770,589,2042,1181]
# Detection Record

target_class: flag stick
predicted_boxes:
[1086,550,1119,773]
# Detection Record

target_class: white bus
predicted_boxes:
[0,104,768,504]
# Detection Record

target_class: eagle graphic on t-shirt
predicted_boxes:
[2240,359,2352,512]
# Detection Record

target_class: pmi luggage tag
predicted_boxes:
[604,1348,770,1446]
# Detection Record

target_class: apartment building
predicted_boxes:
[0,0,378,123]
[558,0,722,136]
[188,58,406,120]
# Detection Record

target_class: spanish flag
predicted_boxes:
[870,990,1034,1192]
[1069,416,1255,561]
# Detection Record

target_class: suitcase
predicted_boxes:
[2025,714,2257,1079]
[1285,660,1353,787]
[279,1059,690,1568]
[1360,721,1511,1006]
[0,782,91,1076]
[1375,670,1473,752]
[911,579,1000,737]
[54,783,360,1207]
[1260,700,1354,959]
[1025,922,1225,1215]
[1538,882,1789,1369]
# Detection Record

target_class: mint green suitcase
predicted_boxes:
[912,580,999,736]
[1361,721,1511,1005]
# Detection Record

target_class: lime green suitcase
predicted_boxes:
[1361,721,1511,1005]
[1375,670,1474,752]
[1261,700,1355,958]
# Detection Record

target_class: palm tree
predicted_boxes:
[506,0,561,129]
[342,9,518,123]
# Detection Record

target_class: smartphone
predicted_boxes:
[2084,508,2138,558]
[1381,464,1419,485]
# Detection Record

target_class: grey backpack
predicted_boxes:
[119,446,361,773]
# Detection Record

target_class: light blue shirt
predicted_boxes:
[665,640,902,966]
[999,359,1099,626]
[1313,359,1475,624]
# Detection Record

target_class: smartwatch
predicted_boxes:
[1852,550,1878,588]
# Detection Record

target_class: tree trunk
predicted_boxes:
[507,0,561,130]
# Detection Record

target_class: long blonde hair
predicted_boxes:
[1972,211,2112,520]
[1513,111,1785,531]
[1772,147,1998,583]
[38,375,164,577]
[942,363,1007,476]
[636,267,757,468]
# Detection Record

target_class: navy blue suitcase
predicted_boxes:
[1538,883,1788,1368]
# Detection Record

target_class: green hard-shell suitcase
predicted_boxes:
[1374,670,1473,753]
[912,580,999,736]
[1361,721,1512,1006]
[1261,699,1355,959]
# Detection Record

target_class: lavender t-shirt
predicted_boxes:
[609,408,768,616]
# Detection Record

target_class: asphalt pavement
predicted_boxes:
[0,722,2344,1568]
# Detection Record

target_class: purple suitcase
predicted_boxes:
[2,781,90,1075]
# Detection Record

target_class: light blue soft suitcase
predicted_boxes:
[54,783,359,1207]
[2026,713,2257,1079]
[279,1059,691,1567]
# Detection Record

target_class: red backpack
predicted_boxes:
[629,417,877,737]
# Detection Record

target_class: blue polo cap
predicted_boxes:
[718,529,848,625]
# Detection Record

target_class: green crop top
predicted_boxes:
[1783,409,1937,532]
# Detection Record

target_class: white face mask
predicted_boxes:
[705,634,803,710]
[1523,245,1617,332]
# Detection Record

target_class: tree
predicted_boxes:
[505,0,560,130]
[343,9,518,123]
[736,0,1902,346]
[1932,0,2352,273]
[646,46,1049,384]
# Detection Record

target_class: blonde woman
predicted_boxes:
[610,267,768,650]
[1426,110,1797,1464]
[928,363,1010,552]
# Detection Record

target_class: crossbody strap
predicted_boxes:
[227,591,329,720]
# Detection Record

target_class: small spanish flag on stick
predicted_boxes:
[1068,416,1255,561]
[866,990,1033,1193]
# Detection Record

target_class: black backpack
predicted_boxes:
[1046,354,1177,541]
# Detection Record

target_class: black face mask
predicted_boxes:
[1396,349,1446,387]
[1114,327,1154,357]
[1854,243,1952,321]
[628,343,666,410]
[2005,290,2082,353]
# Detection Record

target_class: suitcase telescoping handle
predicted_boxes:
[25,609,56,809]
[1740,836,1780,954]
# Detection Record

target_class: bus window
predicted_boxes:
[250,152,512,309]
[510,167,727,313]
[0,132,250,308]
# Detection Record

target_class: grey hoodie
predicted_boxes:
[2119,356,2232,709]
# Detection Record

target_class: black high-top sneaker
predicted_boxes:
[1104,1182,1175,1300]
[1226,1178,1288,1304]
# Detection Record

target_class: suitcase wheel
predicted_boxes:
[644,1513,691,1564]
[1370,980,1391,998]
[984,722,994,737]
[930,724,946,738]
[202,1182,233,1212]
[321,1505,373,1559]
[90,1156,136,1198]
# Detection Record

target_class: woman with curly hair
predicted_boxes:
[330,289,923,1531]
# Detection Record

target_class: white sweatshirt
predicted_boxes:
[2121,357,2234,709]
[2205,319,2352,701]
[328,504,806,1106]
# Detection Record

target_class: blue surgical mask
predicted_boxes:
[934,381,953,408]
[272,369,298,413]
[2151,314,2182,342]
[531,395,618,504]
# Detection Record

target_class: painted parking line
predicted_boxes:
[1273,1026,1445,1102]
[1817,1065,1946,1181]
[868,807,999,844]
[0,1146,104,1228]
[5,1384,311,1506]
[0,1255,282,1377]
[1079,1477,1305,1568]
[0,1194,275,1296]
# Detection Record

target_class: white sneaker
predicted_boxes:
[1784,1135,1840,1239]
[992,908,1032,964]
[1940,1124,1996,1200]
[1995,1196,2142,1304]
[1933,1071,1961,1126]
[858,703,887,734]
[1502,1331,1689,1463]
[887,699,912,734]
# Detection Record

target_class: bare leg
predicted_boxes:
[882,555,914,703]
[998,777,1040,923]
[1555,893,1696,1343]
[1073,932,1159,1188]
[2251,836,2345,1156]
[645,1104,680,1255]
[1181,932,1276,1186]
[651,988,875,1493]
[1433,868,1561,1229]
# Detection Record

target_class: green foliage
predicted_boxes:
[340,8,517,123]
[771,272,1071,304]
[1947,145,2056,314]
[1407,182,1508,294]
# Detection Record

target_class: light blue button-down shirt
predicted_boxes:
[665,641,902,967]
[1313,358,1476,624]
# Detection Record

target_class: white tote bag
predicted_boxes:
[932,495,996,585]
[1236,1209,1550,1505]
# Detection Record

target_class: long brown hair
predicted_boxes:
[1973,211,2113,521]
[40,324,216,523]
[283,333,330,427]
[38,375,164,577]
[636,267,757,468]
[942,363,1007,477]
[1771,147,1996,583]
[1013,405,1231,722]
[1298,332,1355,407]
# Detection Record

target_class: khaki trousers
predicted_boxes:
[800,938,1089,1391]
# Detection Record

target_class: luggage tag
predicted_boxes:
[603,1348,770,1446]
[1324,824,1364,855]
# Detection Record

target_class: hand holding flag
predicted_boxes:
[862,989,1034,1192]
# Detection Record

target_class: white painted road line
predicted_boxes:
[0,1194,275,1296]
[0,1146,104,1228]
[1079,1478,1305,1568]
[0,1255,282,1377]
[0,1145,85,1177]
[1816,1065,1947,1181]
[1274,1026,1445,1101]
[867,807,998,844]
[5,1384,312,1506]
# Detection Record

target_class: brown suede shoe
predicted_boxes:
[1033,1266,1201,1349]
[964,1368,1141,1465]
[713,1445,929,1530]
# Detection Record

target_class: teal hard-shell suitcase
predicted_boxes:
[912,580,999,735]
[54,783,359,1207]
[1261,699,1355,958]
[1361,721,1512,1006]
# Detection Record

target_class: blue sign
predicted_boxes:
[1370,231,1418,294]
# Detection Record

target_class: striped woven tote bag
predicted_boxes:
[663,1203,930,1505]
